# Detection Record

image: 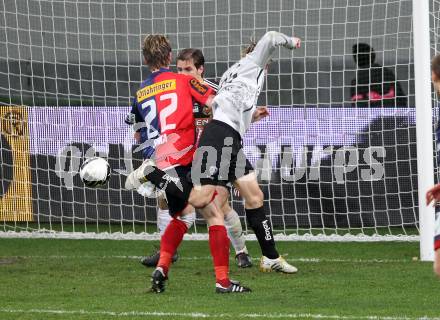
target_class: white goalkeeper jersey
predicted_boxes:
[212,31,298,137]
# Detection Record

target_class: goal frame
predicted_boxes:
[413,0,435,261]
[0,1,436,258]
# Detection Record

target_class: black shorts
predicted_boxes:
[164,165,192,217]
[192,120,254,188]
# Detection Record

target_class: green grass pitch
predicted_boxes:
[0,238,439,320]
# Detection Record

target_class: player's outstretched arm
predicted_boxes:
[248,31,301,68]
[426,183,440,206]
[187,76,215,110]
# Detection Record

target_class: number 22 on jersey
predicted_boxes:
[141,92,178,139]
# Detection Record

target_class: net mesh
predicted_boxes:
[0,0,422,240]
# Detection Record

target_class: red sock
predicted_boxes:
[157,218,188,275]
[209,225,230,287]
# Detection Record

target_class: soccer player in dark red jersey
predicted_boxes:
[127,34,250,294]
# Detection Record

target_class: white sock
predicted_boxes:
[178,210,196,229]
[224,208,247,254]
[157,208,171,236]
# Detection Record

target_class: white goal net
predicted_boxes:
[0,0,430,241]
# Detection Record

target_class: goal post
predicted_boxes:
[0,0,437,251]
[413,0,435,261]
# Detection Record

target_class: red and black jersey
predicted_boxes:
[193,78,218,144]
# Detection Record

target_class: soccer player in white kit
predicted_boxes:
[126,31,301,289]
[189,31,301,273]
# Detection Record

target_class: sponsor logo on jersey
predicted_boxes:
[194,118,210,127]
[190,78,208,95]
[137,79,176,103]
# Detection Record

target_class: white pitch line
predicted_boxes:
[0,230,421,242]
[1,255,413,264]
[110,256,413,264]
[0,308,438,320]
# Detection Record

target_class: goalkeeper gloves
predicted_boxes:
[137,181,157,198]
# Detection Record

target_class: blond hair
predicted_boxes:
[242,38,257,57]
[142,34,172,70]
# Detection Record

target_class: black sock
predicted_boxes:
[144,166,192,202]
[245,206,279,259]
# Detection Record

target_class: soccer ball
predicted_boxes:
[79,157,111,187]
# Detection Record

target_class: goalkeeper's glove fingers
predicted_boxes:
[125,170,142,190]
[125,159,156,190]
[137,181,156,198]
